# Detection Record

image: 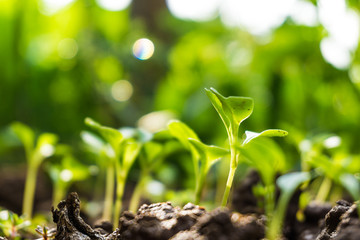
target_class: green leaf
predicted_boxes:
[240,137,286,186]
[205,88,254,133]
[81,131,105,153]
[85,117,124,156]
[188,138,229,170]
[242,129,288,146]
[277,172,311,195]
[11,122,35,161]
[339,173,360,200]
[142,141,163,166]
[122,140,142,173]
[168,120,199,150]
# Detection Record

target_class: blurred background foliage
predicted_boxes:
[1,0,360,212]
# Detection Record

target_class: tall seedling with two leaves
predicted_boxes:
[168,120,228,204]
[205,88,288,206]
[85,118,141,229]
[11,122,58,219]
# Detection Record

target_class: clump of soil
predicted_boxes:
[50,192,265,240]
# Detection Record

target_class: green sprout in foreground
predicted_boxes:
[205,88,288,206]
[11,122,58,219]
[85,118,141,229]
[168,120,228,204]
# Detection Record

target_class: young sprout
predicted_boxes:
[0,209,31,239]
[85,118,141,229]
[11,122,58,219]
[267,172,312,240]
[168,120,228,204]
[45,148,91,207]
[81,130,115,221]
[240,137,286,222]
[205,88,287,206]
[35,225,55,240]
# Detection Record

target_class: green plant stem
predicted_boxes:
[113,162,126,229]
[264,184,275,223]
[52,182,67,207]
[103,164,115,221]
[267,192,291,240]
[315,177,332,202]
[23,164,38,219]
[129,172,149,213]
[221,133,238,207]
[195,167,207,205]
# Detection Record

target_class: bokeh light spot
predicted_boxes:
[111,80,133,102]
[40,144,55,157]
[137,111,176,133]
[132,38,155,60]
[96,0,132,11]
[60,169,73,182]
[58,38,78,59]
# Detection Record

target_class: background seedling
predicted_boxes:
[267,172,312,240]
[299,134,360,203]
[11,122,58,219]
[81,130,115,221]
[45,145,91,207]
[240,137,287,222]
[205,88,287,206]
[168,120,228,204]
[0,209,31,240]
[85,118,141,229]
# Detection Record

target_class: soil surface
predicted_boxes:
[2,192,360,239]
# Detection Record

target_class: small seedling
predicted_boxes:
[85,118,141,229]
[35,225,55,240]
[168,120,228,204]
[0,209,31,240]
[45,147,91,206]
[301,135,360,202]
[81,130,115,221]
[267,172,312,240]
[205,88,287,206]
[11,122,58,219]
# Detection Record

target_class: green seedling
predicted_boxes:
[240,137,287,223]
[267,172,312,240]
[205,88,287,206]
[85,118,141,229]
[168,120,228,204]
[81,130,114,221]
[300,135,360,202]
[35,225,55,240]
[11,122,58,219]
[45,148,91,207]
[0,209,31,240]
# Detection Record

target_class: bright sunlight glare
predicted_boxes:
[220,0,296,36]
[166,0,220,21]
[132,38,155,60]
[60,169,73,182]
[318,0,360,69]
[38,0,75,16]
[96,0,132,11]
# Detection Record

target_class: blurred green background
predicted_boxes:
[1,0,360,213]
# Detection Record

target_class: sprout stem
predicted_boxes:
[315,177,332,202]
[129,172,149,213]
[23,164,38,219]
[195,167,207,205]
[103,164,115,221]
